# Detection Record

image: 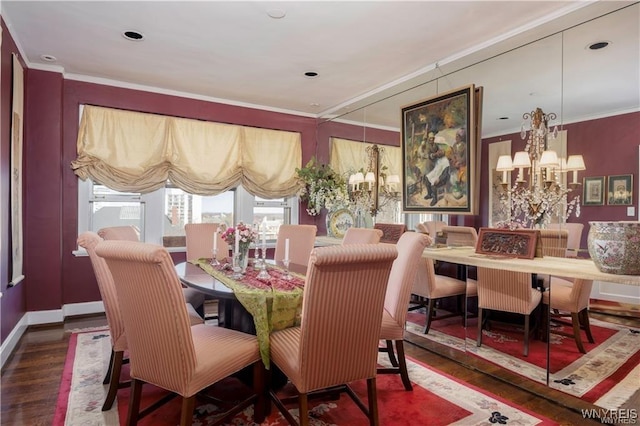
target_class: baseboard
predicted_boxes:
[1,301,106,370]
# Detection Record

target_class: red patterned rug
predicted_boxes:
[406,310,640,410]
[54,330,557,425]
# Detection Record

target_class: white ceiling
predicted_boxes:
[1,1,638,136]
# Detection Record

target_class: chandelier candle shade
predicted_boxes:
[496,107,585,228]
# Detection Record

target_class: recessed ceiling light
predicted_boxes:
[588,41,610,50]
[122,30,145,41]
[40,54,57,62]
[304,71,319,78]
[498,117,509,120]
[267,9,286,19]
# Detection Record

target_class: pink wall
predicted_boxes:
[479,111,640,249]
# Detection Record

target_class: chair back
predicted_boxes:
[95,240,197,394]
[422,220,447,237]
[299,244,397,390]
[274,224,317,266]
[538,229,569,257]
[384,232,431,327]
[547,223,584,257]
[342,227,383,245]
[476,267,540,315]
[98,226,140,241]
[442,225,478,247]
[412,255,438,298]
[373,223,406,243]
[77,232,126,351]
[185,223,229,261]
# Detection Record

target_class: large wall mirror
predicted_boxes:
[316,1,639,411]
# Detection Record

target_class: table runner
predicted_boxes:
[191,258,304,368]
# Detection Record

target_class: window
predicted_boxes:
[77,179,298,251]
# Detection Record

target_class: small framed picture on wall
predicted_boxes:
[607,174,633,205]
[583,176,605,206]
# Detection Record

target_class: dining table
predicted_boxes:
[175,259,307,370]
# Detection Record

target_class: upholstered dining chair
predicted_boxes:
[342,227,383,245]
[543,277,595,353]
[476,267,542,356]
[416,220,447,238]
[442,225,478,247]
[97,225,141,241]
[373,222,407,243]
[185,223,229,262]
[99,225,206,317]
[411,252,475,334]
[269,244,398,426]
[77,232,204,411]
[378,232,431,390]
[95,240,266,426]
[538,228,569,258]
[274,224,317,266]
[547,223,584,257]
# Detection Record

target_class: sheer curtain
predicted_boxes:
[72,105,302,198]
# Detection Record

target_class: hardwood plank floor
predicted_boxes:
[0,313,619,425]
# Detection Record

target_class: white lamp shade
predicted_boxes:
[566,155,586,171]
[512,151,532,168]
[496,155,514,171]
[348,174,356,185]
[354,172,365,184]
[386,174,400,184]
[539,150,559,168]
[364,172,376,183]
[557,157,567,171]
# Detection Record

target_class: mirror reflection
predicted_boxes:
[317,2,639,409]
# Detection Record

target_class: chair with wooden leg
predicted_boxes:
[342,227,383,244]
[378,232,431,390]
[77,232,203,412]
[96,240,266,426]
[269,244,398,426]
[274,224,317,266]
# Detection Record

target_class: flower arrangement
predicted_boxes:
[220,222,258,249]
[296,157,349,216]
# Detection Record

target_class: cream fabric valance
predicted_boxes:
[330,137,402,186]
[71,105,302,197]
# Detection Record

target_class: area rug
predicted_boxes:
[54,330,557,425]
[406,311,640,410]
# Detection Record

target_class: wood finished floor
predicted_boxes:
[1,312,626,425]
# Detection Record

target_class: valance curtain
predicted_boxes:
[330,137,402,186]
[71,105,302,198]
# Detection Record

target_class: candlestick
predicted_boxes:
[213,229,218,251]
[262,225,266,247]
[235,229,240,254]
[284,238,290,260]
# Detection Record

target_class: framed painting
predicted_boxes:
[607,174,633,205]
[583,176,605,206]
[476,228,538,259]
[401,84,479,214]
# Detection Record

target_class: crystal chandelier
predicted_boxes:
[495,107,585,228]
[348,144,400,217]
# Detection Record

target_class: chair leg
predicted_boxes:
[127,378,143,426]
[571,312,587,354]
[367,377,380,426]
[385,340,398,367]
[580,309,595,343]
[395,340,412,391]
[523,314,530,357]
[102,350,125,411]
[477,308,483,347]
[104,349,115,384]
[180,396,196,426]
[252,361,267,423]
[299,392,309,426]
[423,299,435,334]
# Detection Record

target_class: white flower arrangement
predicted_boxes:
[296,158,349,216]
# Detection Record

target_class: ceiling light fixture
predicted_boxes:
[588,41,609,50]
[40,54,57,62]
[267,9,286,19]
[304,71,319,78]
[122,30,145,41]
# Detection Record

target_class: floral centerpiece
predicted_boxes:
[295,157,349,216]
[220,222,258,273]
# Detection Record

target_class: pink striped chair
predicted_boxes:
[342,227,383,244]
[378,232,431,390]
[476,267,542,356]
[185,223,229,262]
[77,232,203,411]
[269,244,398,426]
[274,224,317,266]
[95,240,266,426]
[99,225,206,317]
